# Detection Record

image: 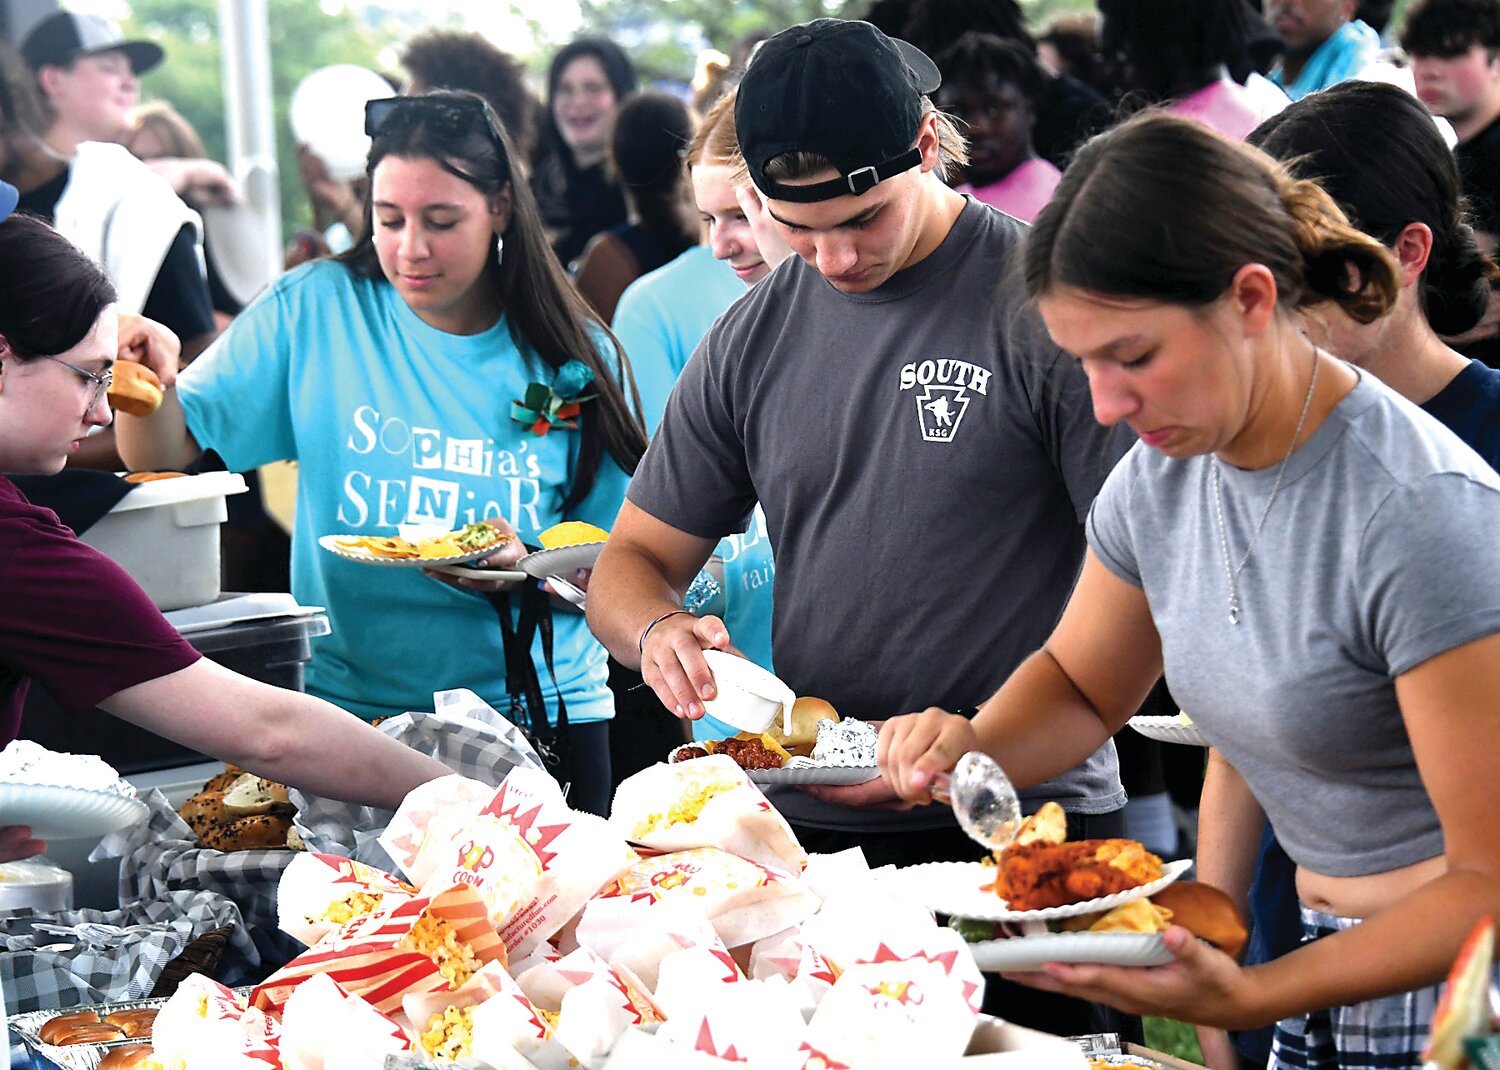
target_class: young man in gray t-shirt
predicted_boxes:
[586,19,1133,1032]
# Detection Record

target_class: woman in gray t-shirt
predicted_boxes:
[877,113,1500,1069]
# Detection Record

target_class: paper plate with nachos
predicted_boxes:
[319,522,515,568]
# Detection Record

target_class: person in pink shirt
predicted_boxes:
[1102,0,1288,141]
[934,33,1060,223]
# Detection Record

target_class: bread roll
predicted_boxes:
[770,696,839,757]
[222,773,291,817]
[177,789,228,839]
[39,1011,100,1044]
[51,1022,126,1044]
[107,360,163,417]
[201,768,242,794]
[1150,881,1248,959]
[99,1044,156,1069]
[103,1007,157,1037]
[123,471,186,483]
[202,813,294,852]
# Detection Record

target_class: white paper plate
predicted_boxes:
[889,858,1194,922]
[747,765,880,786]
[317,534,506,568]
[967,931,1173,971]
[426,564,530,584]
[517,542,606,578]
[0,784,148,840]
[1127,715,1209,747]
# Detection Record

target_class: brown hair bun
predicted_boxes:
[99,1044,156,1069]
[1151,880,1249,960]
[107,360,163,417]
[102,1008,157,1037]
[39,1011,101,1045]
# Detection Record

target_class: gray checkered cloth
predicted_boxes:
[0,889,253,1014]
[74,692,542,993]
[94,789,304,970]
[293,689,544,875]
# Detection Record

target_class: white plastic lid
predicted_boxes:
[109,471,248,513]
[0,860,73,887]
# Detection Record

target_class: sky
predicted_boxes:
[67,0,586,56]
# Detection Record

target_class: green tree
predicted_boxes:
[573,0,863,82]
[126,0,396,241]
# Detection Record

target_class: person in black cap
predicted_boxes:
[20,11,162,157]
[587,17,1136,1038]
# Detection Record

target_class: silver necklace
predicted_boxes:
[1209,350,1320,626]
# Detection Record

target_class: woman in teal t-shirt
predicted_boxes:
[118,93,647,815]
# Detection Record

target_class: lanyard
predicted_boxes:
[487,577,574,795]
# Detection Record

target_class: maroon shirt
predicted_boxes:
[0,475,201,747]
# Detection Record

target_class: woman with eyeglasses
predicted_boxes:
[117,93,648,816]
[0,199,450,863]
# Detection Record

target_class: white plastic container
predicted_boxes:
[79,472,248,611]
[0,860,73,912]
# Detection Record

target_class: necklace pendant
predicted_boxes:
[1228,605,1240,626]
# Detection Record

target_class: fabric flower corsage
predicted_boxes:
[511,359,595,435]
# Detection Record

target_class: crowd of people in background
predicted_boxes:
[6,1,1500,1067]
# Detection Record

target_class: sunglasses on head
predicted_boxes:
[364,94,497,144]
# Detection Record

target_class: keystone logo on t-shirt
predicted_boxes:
[898,358,991,443]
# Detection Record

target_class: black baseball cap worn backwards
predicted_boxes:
[735,18,942,205]
[21,12,164,75]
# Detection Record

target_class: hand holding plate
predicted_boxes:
[0,825,45,863]
[1004,924,1263,1030]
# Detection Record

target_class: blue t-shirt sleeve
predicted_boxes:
[612,282,679,435]
[1359,473,1500,675]
[1085,450,1145,588]
[177,271,301,471]
[626,324,757,540]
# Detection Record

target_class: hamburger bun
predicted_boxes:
[99,1044,156,1069]
[107,360,163,417]
[770,696,839,757]
[103,1008,157,1037]
[1150,881,1248,960]
[39,1011,100,1044]
[177,789,228,839]
[201,813,294,852]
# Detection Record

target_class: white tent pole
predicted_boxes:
[218,0,282,283]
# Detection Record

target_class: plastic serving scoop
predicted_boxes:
[930,751,1024,851]
[698,649,795,734]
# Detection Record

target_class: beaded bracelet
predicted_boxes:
[638,609,692,655]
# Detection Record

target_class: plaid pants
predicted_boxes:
[1270,907,1438,1070]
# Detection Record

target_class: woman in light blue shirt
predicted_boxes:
[612,88,791,742]
[118,93,648,815]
